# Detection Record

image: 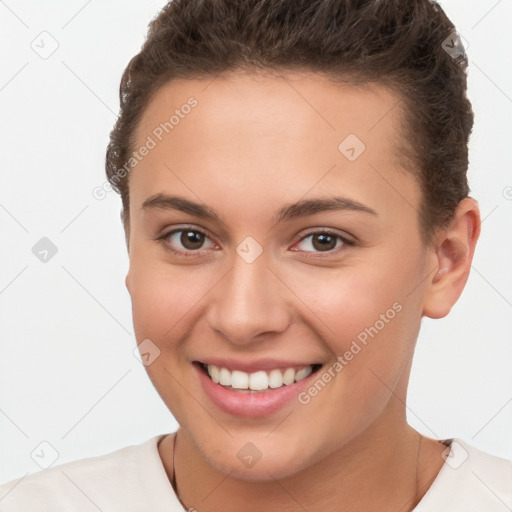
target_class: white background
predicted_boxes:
[1,0,511,484]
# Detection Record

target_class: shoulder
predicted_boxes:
[0,435,167,512]
[454,438,512,499]
[416,438,512,511]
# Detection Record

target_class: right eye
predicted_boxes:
[157,226,217,256]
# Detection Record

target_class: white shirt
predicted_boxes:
[0,435,511,511]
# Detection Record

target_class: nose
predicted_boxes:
[206,250,291,346]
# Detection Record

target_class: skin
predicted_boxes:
[124,70,480,511]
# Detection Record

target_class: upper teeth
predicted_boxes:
[206,364,313,391]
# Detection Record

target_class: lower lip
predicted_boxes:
[194,363,320,418]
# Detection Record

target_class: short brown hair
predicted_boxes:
[105,0,473,246]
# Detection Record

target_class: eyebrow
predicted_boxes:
[142,193,378,225]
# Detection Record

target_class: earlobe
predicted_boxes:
[422,198,481,319]
[125,272,131,294]
[121,208,130,253]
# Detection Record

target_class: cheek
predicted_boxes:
[290,261,416,407]
[291,281,414,454]
[127,261,214,420]
[290,262,406,349]
[128,257,226,360]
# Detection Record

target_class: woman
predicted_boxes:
[1,0,511,510]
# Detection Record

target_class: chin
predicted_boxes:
[200,440,313,482]
[216,458,306,482]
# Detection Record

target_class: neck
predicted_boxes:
[164,404,444,512]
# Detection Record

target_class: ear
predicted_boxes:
[422,197,481,319]
[125,271,132,294]
[121,208,130,252]
[122,208,132,294]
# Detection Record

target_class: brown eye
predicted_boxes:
[311,233,337,252]
[180,230,205,250]
[159,227,216,255]
[294,230,353,254]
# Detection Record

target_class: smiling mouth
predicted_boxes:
[195,361,322,393]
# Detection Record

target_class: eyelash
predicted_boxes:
[156,226,355,257]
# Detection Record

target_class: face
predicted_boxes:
[125,71,434,480]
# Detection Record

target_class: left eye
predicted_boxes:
[294,231,351,253]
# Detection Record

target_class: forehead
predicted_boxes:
[134,70,406,156]
[129,70,419,227]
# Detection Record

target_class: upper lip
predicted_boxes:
[195,358,322,373]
